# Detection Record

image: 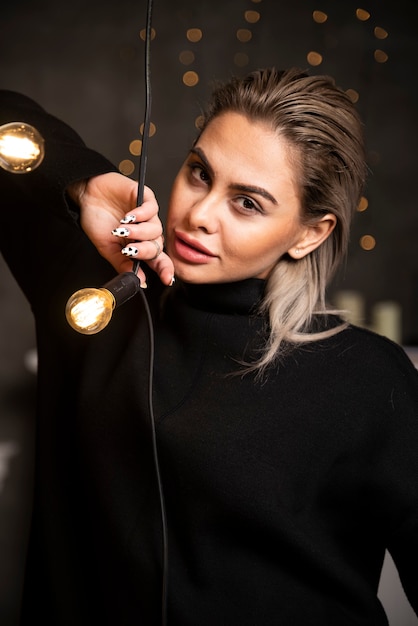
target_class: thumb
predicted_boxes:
[145,251,175,287]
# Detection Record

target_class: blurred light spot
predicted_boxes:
[187,28,203,42]
[234,52,249,67]
[346,88,359,103]
[313,10,328,23]
[183,71,199,87]
[0,442,19,493]
[129,139,142,156]
[237,28,252,43]
[307,51,323,66]
[119,159,135,176]
[139,28,156,41]
[374,49,389,63]
[195,115,204,130]
[179,50,195,65]
[140,122,156,137]
[374,26,388,39]
[357,196,368,212]
[245,10,260,23]
[360,235,376,250]
[24,348,38,374]
[356,8,371,21]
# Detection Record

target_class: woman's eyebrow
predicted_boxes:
[190,146,278,205]
[189,146,214,178]
[231,183,278,205]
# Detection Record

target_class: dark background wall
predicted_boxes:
[2,0,417,340]
[0,0,417,624]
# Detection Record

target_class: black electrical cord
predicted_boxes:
[135,272,169,626]
[133,0,169,623]
[136,0,153,207]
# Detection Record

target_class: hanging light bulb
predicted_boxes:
[66,0,154,335]
[0,121,45,173]
[65,271,141,334]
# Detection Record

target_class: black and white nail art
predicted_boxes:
[120,215,136,224]
[112,227,130,237]
[121,245,138,257]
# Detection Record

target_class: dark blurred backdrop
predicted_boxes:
[0,1,417,624]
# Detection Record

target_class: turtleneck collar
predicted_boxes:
[176,278,266,315]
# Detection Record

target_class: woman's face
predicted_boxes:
[166,111,308,284]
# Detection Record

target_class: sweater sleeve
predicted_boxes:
[0,90,118,304]
[0,90,117,197]
[370,340,418,616]
[384,350,418,615]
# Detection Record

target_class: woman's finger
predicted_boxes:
[147,251,175,286]
[120,237,164,262]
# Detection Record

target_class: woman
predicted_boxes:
[0,68,417,625]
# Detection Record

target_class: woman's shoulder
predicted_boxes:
[320,317,418,380]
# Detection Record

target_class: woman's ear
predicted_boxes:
[288,213,337,259]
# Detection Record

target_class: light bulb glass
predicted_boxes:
[0,122,45,173]
[65,287,115,335]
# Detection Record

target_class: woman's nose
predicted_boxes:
[186,192,220,233]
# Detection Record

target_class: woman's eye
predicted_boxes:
[236,196,263,214]
[189,163,210,183]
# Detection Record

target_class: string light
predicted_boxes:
[374,26,388,39]
[307,51,323,66]
[183,70,199,86]
[119,159,135,175]
[194,115,204,130]
[129,139,142,156]
[312,10,328,24]
[346,88,360,103]
[140,122,156,136]
[181,28,202,87]
[66,288,115,335]
[0,122,45,173]
[357,196,369,212]
[186,28,202,42]
[356,8,371,21]
[360,235,376,251]
[309,5,391,254]
[374,49,389,63]
[67,0,155,335]
[236,28,252,43]
[139,27,156,41]
[65,272,142,335]
[244,10,260,24]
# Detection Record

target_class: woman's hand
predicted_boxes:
[68,172,175,287]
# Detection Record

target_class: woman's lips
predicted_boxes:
[173,232,217,263]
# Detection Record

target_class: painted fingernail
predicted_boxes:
[169,276,175,286]
[112,227,130,237]
[120,214,136,224]
[121,245,138,257]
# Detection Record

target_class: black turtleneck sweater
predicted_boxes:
[1,90,418,626]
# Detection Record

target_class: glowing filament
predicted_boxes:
[0,122,45,173]
[65,288,115,335]
[65,272,142,334]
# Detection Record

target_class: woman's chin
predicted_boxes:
[173,267,212,284]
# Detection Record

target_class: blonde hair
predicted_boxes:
[199,68,367,370]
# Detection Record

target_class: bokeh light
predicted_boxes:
[186,28,202,43]
[183,71,199,87]
[360,235,376,251]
